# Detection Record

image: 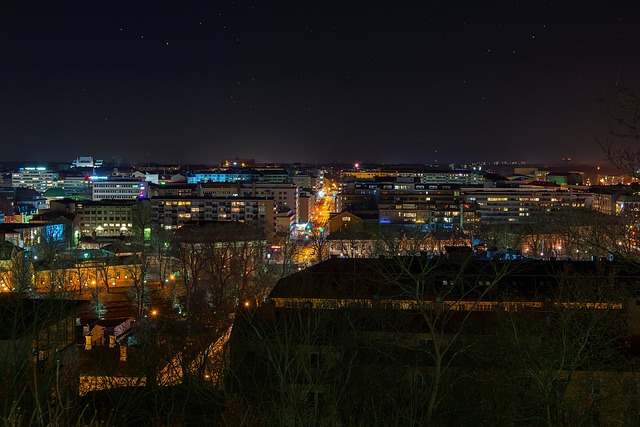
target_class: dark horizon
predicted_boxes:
[0,160,626,177]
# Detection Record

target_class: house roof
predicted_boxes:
[267,257,640,302]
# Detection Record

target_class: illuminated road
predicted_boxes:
[294,184,338,266]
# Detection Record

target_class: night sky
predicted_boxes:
[2,1,639,166]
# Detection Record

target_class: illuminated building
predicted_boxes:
[75,200,137,238]
[198,182,300,225]
[186,167,292,184]
[590,186,628,215]
[150,196,276,236]
[187,168,253,184]
[71,156,103,168]
[339,177,464,230]
[149,182,198,198]
[378,182,462,230]
[275,207,295,235]
[11,167,59,193]
[220,158,255,168]
[89,177,148,201]
[0,222,66,250]
[296,189,315,225]
[197,182,243,197]
[546,171,584,186]
[341,167,484,185]
[462,186,586,225]
[58,175,92,199]
[615,194,640,219]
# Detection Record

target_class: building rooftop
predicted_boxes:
[268,257,640,302]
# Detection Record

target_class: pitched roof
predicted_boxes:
[267,257,639,302]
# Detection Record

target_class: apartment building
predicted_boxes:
[242,182,298,217]
[75,200,137,238]
[11,167,59,193]
[378,182,463,230]
[90,177,148,201]
[341,167,484,185]
[59,175,92,199]
[339,177,464,230]
[149,183,198,198]
[150,196,276,236]
[462,186,586,225]
[297,190,315,225]
[197,182,242,197]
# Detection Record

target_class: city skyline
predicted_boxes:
[2,1,640,165]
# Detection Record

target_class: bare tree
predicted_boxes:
[91,249,117,294]
[273,230,303,278]
[0,242,32,293]
[598,86,640,179]
[482,263,632,425]
[1,295,100,426]
[149,225,177,288]
[68,250,92,298]
[229,256,517,425]
[306,227,329,264]
[229,302,359,426]
[199,223,273,310]
[33,238,69,297]
[174,229,207,321]
[373,255,514,424]
[132,200,152,242]
[120,244,152,319]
